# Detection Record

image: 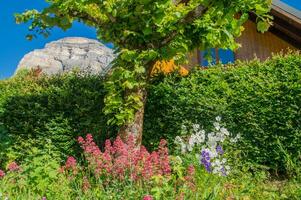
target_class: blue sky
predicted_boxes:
[0,0,97,79]
[281,0,301,10]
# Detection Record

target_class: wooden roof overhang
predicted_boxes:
[270,0,301,47]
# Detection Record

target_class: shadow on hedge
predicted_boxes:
[0,73,117,165]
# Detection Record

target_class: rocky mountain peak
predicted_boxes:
[17,37,115,75]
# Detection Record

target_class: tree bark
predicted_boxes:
[118,87,147,146]
[118,61,156,145]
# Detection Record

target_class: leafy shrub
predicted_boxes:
[0,151,72,199]
[0,71,116,165]
[1,134,300,200]
[61,134,194,200]
[0,135,198,200]
[144,52,301,174]
[174,116,240,176]
[70,134,171,181]
[1,53,300,174]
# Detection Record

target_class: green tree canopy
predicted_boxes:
[16,0,272,142]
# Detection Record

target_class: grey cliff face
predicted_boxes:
[17,37,115,75]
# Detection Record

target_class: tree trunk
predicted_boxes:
[118,87,147,146]
[118,61,155,146]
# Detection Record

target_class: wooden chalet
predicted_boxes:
[188,0,301,66]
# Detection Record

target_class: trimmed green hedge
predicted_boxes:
[144,52,301,173]
[0,52,300,174]
[0,71,117,164]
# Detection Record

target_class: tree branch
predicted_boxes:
[106,13,116,23]
[143,3,210,72]
[157,4,208,48]
[67,11,103,26]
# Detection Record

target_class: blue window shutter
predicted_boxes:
[200,48,234,66]
[200,48,217,66]
[218,49,235,64]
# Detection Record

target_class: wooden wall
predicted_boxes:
[235,20,297,61]
[186,19,299,67]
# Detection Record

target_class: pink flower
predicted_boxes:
[158,139,171,175]
[78,134,101,156]
[185,165,196,191]
[104,139,113,154]
[78,136,84,144]
[143,195,153,200]
[0,169,5,178]
[60,156,78,176]
[64,134,172,184]
[82,176,91,192]
[7,162,20,172]
[187,165,195,176]
[65,156,77,170]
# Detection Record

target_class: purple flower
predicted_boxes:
[220,166,227,176]
[202,160,212,172]
[201,151,210,160]
[216,145,224,155]
[200,150,212,172]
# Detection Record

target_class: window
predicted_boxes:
[200,48,235,66]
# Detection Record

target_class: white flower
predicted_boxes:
[208,132,214,138]
[175,136,183,144]
[206,139,216,148]
[212,168,219,174]
[213,122,220,130]
[209,148,218,158]
[198,129,206,135]
[195,131,205,144]
[230,133,241,143]
[178,117,236,176]
[207,133,218,147]
[230,138,237,143]
[188,136,196,149]
[181,143,187,154]
[213,159,221,166]
[216,116,222,122]
[192,124,200,132]
[187,144,193,152]
[219,135,226,142]
[220,127,229,136]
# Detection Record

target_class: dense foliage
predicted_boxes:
[15,0,272,131]
[1,133,300,200]
[0,71,116,164]
[1,53,300,175]
[144,52,301,174]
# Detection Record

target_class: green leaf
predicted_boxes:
[257,21,270,33]
[143,27,152,35]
